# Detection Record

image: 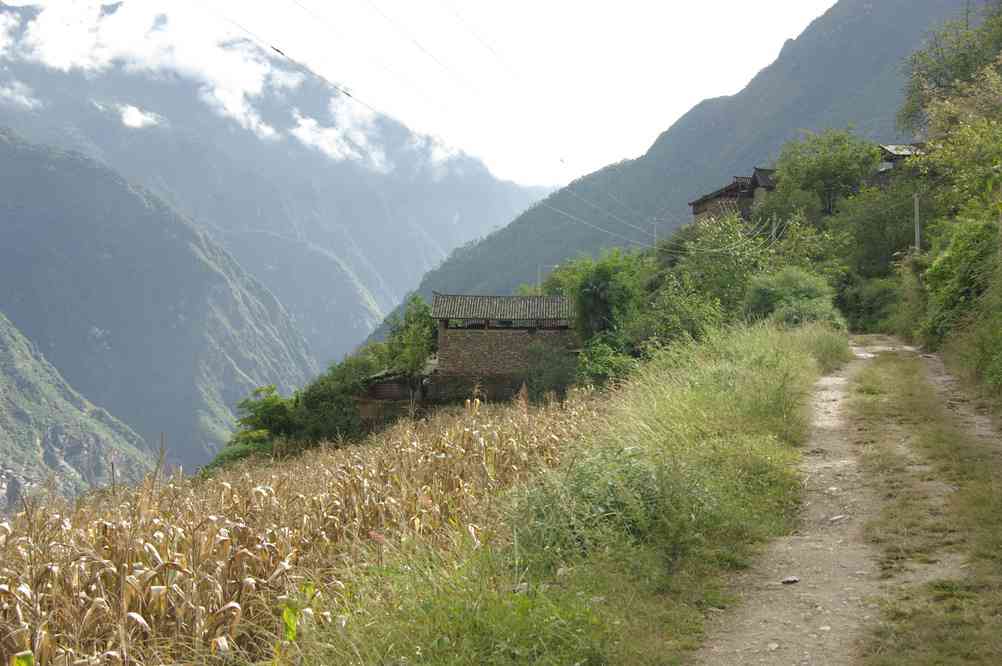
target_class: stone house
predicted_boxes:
[430,293,578,399]
[689,167,776,221]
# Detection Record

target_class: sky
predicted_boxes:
[1,0,840,185]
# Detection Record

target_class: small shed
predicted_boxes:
[431,293,577,383]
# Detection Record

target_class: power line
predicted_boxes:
[539,201,656,249]
[360,0,480,96]
[565,187,656,237]
[283,0,451,116]
[202,1,380,115]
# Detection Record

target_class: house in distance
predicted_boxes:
[689,167,776,221]
[431,292,578,399]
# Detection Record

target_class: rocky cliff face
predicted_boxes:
[0,311,155,503]
[0,130,318,467]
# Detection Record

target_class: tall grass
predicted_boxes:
[0,323,849,665]
[320,323,850,664]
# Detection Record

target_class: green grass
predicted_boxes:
[850,352,1002,665]
[307,323,850,664]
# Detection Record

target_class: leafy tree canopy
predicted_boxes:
[765,129,881,218]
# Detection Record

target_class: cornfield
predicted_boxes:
[0,395,598,664]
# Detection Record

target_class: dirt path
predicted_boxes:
[693,336,1001,665]
[694,342,884,665]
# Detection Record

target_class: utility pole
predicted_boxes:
[652,222,658,246]
[914,192,921,251]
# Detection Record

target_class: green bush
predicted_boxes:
[624,273,723,350]
[743,266,844,328]
[524,340,579,401]
[576,336,638,386]
[921,218,998,347]
[838,276,898,332]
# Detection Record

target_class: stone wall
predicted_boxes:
[438,328,577,377]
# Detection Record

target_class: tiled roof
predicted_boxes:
[432,293,574,320]
[880,144,924,158]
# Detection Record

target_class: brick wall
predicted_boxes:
[438,328,577,377]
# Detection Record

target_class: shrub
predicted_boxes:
[525,340,578,401]
[920,218,998,347]
[743,266,844,328]
[576,336,638,385]
[838,276,898,332]
[624,273,723,350]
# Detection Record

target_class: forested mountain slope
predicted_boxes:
[0,3,546,363]
[396,0,960,302]
[0,130,317,467]
[0,311,154,502]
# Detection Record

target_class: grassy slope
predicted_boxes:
[0,312,154,498]
[0,323,848,664]
[315,324,850,664]
[850,352,1002,664]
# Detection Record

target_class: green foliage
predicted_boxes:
[921,217,998,346]
[509,324,847,579]
[624,272,724,350]
[576,337,638,386]
[524,340,579,401]
[564,250,649,341]
[380,294,438,379]
[670,215,773,315]
[324,547,608,665]
[838,277,899,332]
[744,267,845,329]
[830,181,927,278]
[766,129,881,217]
[899,2,1002,131]
[216,297,438,468]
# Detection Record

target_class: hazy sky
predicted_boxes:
[3,0,840,185]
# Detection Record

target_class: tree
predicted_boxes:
[672,215,773,316]
[379,294,437,395]
[829,181,928,279]
[570,250,649,343]
[899,2,1002,131]
[766,129,881,218]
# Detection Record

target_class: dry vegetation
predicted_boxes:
[1,323,849,665]
[0,395,597,664]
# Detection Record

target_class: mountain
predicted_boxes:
[389,0,961,303]
[0,129,317,467]
[0,311,154,503]
[0,3,547,364]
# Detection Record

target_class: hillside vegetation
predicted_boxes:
[0,129,317,470]
[383,0,959,319]
[0,313,154,503]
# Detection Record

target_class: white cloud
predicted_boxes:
[290,104,391,174]
[0,79,42,109]
[0,12,19,56]
[5,1,283,138]
[288,94,392,172]
[118,103,160,128]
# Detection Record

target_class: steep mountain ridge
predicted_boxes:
[392,0,961,304]
[0,129,317,467]
[0,311,154,502]
[0,3,546,363]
